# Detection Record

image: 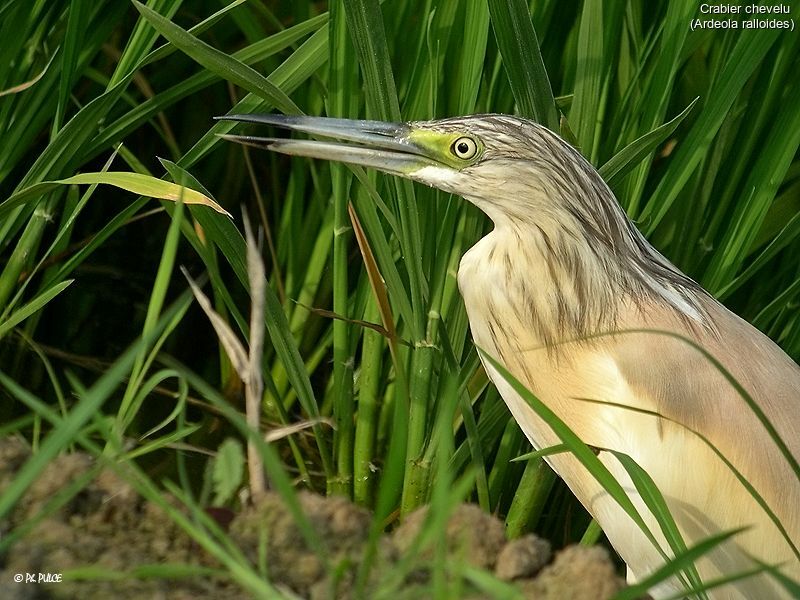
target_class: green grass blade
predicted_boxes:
[479,349,667,558]
[0,280,74,339]
[52,0,86,135]
[0,172,229,220]
[342,0,401,121]
[611,528,748,600]
[599,98,697,186]
[610,450,705,596]
[108,0,183,88]
[132,0,301,116]
[486,0,558,129]
[640,29,780,234]
[0,288,194,521]
[570,0,604,160]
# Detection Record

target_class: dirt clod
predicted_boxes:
[495,534,552,580]
[0,438,632,598]
[393,503,507,570]
[520,544,626,600]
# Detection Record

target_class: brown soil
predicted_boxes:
[0,437,630,599]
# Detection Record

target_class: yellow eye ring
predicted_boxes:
[451,136,478,160]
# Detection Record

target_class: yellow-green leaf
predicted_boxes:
[0,172,231,219]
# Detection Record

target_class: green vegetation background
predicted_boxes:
[0,0,798,597]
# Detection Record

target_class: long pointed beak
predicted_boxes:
[215,114,437,175]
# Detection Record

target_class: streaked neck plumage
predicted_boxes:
[453,125,713,347]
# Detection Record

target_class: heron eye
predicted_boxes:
[451,136,478,160]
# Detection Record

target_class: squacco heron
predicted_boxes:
[220,113,800,599]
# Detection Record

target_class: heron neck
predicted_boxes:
[479,218,710,347]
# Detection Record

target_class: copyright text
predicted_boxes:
[13,572,63,583]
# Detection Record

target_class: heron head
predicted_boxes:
[217,113,709,326]
[216,113,601,229]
